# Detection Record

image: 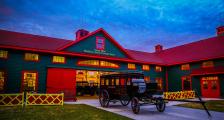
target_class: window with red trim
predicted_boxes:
[25,53,39,61]
[0,50,8,59]
[96,37,105,50]
[52,56,65,63]
[22,71,38,92]
[155,77,163,90]
[144,76,150,83]
[155,66,162,72]
[181,76,192,91]
[0,71,5,91]
[77,59,119,68]
[181,64,190,70]
[128,63,136,69]
[202,61,214,68]
[142,65,150,71]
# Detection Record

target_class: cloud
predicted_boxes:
[0,0,223,52]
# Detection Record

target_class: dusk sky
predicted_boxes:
[0,0,223,52]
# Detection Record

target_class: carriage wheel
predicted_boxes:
[131,97,140,114]
[120,94,130,106]
[99,90,110,107]
[156,97,166,112]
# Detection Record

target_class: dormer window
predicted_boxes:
[96,37,105,50]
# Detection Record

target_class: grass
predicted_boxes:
[176,100,224,112]
[0,104,131,120]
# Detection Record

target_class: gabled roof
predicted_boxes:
[157,36,224,65]
[126,49,164,65]
[0,28,224,66]
[57,28,133,59]
[0,29,71,51]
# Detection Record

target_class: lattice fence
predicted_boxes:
[0,93,24,106]
[164,90,195,100]
[26,93,64,106]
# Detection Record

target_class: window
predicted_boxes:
[181,64,190,70]
[100,61,119,68]
[128,63,136,69]
[211,81,218,90]
[155,66,162,72]
[115,79,119,85]
[78,60,99,66]
[156,77,163,90]
[53,56,65,63]
[101,79,105,85]
[25,53,39,61]
[202,81,208,89]
[142,65,150,71]
[22,71,37,91]
[144,76,150,83]
[96,37,105,50]
[0,71,5,91]
[0,50,8,59]
[202,61,214,68]
[181,76,191,91]
[77,60,119,68]
[201,76,218,81]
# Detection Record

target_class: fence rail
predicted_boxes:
[164,90,195,100]
[26,93,64,106]
[0,93,64,106]
[0,93,24,106]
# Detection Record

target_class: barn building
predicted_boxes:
[0,26,224,99]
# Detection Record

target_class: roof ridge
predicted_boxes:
[161,35,221,52]
[126,49,153,54]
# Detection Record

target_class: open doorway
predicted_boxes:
[76,70,116,99]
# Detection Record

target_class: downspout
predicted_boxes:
[166,67,168,92]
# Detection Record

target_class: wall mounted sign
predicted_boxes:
[83,49,115,56]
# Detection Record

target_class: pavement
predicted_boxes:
[65,99,224,120]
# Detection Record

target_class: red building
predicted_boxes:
[0,26,224,99]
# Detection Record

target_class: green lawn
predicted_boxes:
[0,104,131,120]
[176,100,224,112]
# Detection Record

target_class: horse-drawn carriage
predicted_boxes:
[99,73,165,114]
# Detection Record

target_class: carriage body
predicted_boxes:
[99,73,166,114]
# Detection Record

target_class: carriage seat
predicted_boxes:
[132,79,146,94]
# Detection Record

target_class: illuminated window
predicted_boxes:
[78,60,119,68]
[181,64,190,70]
[101,78,105,85]
[202,81,208,89]
[96,37,105,50]
[202,61,214,68]
[128,63,136,69]
[144,76,150,83]
[0,50,8,59]
[78,60,99,66]
[100,61,119,68]
[53,56,65,63]
[23,71,37,91]
[201,76,218,81]
[105,79,109,85]
[155,66,162,72]
[156,77,163,90]
[25,53,39,61]
[142,65,150,71]
[115,78,119,85]
[0,71,5,91]
[182,76,191,90]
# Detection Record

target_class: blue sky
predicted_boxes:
[0,0,223,52]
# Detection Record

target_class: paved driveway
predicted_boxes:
[65,99,224,120]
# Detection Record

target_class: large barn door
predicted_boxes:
[47,68,76,100]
